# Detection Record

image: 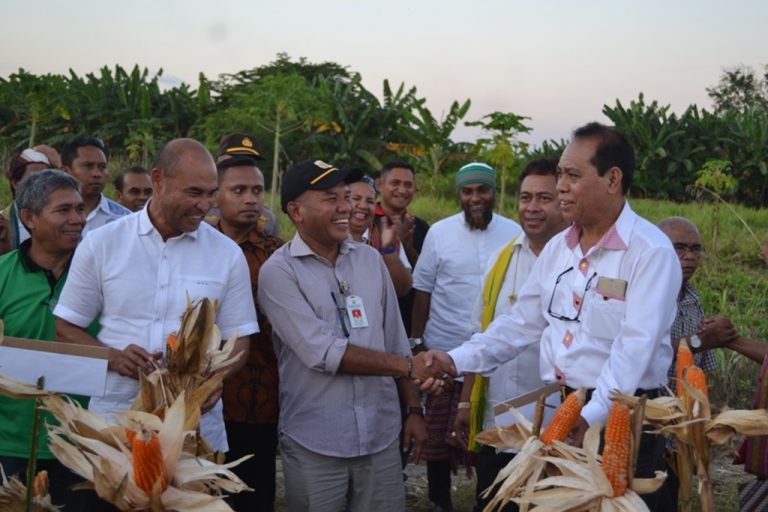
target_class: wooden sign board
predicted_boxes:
[0,336,109,397]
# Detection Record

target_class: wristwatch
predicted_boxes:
[405,405,425,417]
[690,334,702,350]
[408,337,424,350]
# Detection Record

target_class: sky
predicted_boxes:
[2,0,767,146]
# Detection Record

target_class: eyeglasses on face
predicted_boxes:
[672,243,703,256]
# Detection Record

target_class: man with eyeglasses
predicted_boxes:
[418,123,682,511]
[658,217,736,385]
[653,217,736,509]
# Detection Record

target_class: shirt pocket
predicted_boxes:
[583,291,626,343]
[178,276,227,303]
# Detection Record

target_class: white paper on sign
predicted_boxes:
[0,338,109,397]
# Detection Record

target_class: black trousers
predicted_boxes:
[474,446,519,512]
[427,460,453,511]
[225,421,278,512]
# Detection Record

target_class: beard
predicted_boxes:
[463,202,494,230]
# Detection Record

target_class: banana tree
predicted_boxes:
[399,98,471,176]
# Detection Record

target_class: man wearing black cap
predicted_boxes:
[214,133,280,237]
[258,159,438,512]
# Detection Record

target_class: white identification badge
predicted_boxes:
[345,295,369,328]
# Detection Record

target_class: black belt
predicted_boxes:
[562,385,663,403]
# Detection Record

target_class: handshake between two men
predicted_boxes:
[409,350,459,393]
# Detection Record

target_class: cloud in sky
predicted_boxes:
[2,0,766,145]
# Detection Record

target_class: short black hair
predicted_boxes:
[380,160,415,180]
[572,122,635,195]
[518,158,558,186]
[61,136,107,167]
[114,166,149,192]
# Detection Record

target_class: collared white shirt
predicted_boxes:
[413,212,521,352]
[81,194,131,238]
[54,205,259,451]
[450,202,681,427]
[469,234,552,432]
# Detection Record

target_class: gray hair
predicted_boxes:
[16,169,81,215]
[657,216,700,238]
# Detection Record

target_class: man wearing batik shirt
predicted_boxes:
[215,154,283,512]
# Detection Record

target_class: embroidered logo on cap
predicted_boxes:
[310,160,339,184]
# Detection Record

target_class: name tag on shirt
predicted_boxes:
[346,295,369,328]
[596,277,628,301]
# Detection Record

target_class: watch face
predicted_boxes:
[691,335,702,349]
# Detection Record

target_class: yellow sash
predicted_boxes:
[468,237,518,452]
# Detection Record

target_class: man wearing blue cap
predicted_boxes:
[258,159,436,512]
[410,162,521,512]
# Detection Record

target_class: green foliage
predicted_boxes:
[399,98,472,175]
[524,138,567,161]
[0,64,200,156]
[4,58,768,211]
[706,64,768,114]
[603,95,705,199]
[604,90,768,206]
[192,72,331,198]
[694,159,737,196]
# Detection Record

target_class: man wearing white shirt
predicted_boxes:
[61,136,130,237]
[411,162,521,512]
[454,159,568,512]
[54,139,256,457]
[420,123,681,511]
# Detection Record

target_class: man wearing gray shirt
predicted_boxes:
[258,160,433,512]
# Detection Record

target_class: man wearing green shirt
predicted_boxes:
[0,169,97,509]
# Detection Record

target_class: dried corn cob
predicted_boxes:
[540,387,586,444]
[676,338,694,397]
[32,470,49,498]
[684,365,708,401]
[602,402,631,497]
[129,427,168,495]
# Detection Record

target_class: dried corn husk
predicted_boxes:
[45,391,251,512]
[0,465,60,512]
[477,393,662,512]
[0,373,50,400]
[615,381,768,512]
[132,298,243,460]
